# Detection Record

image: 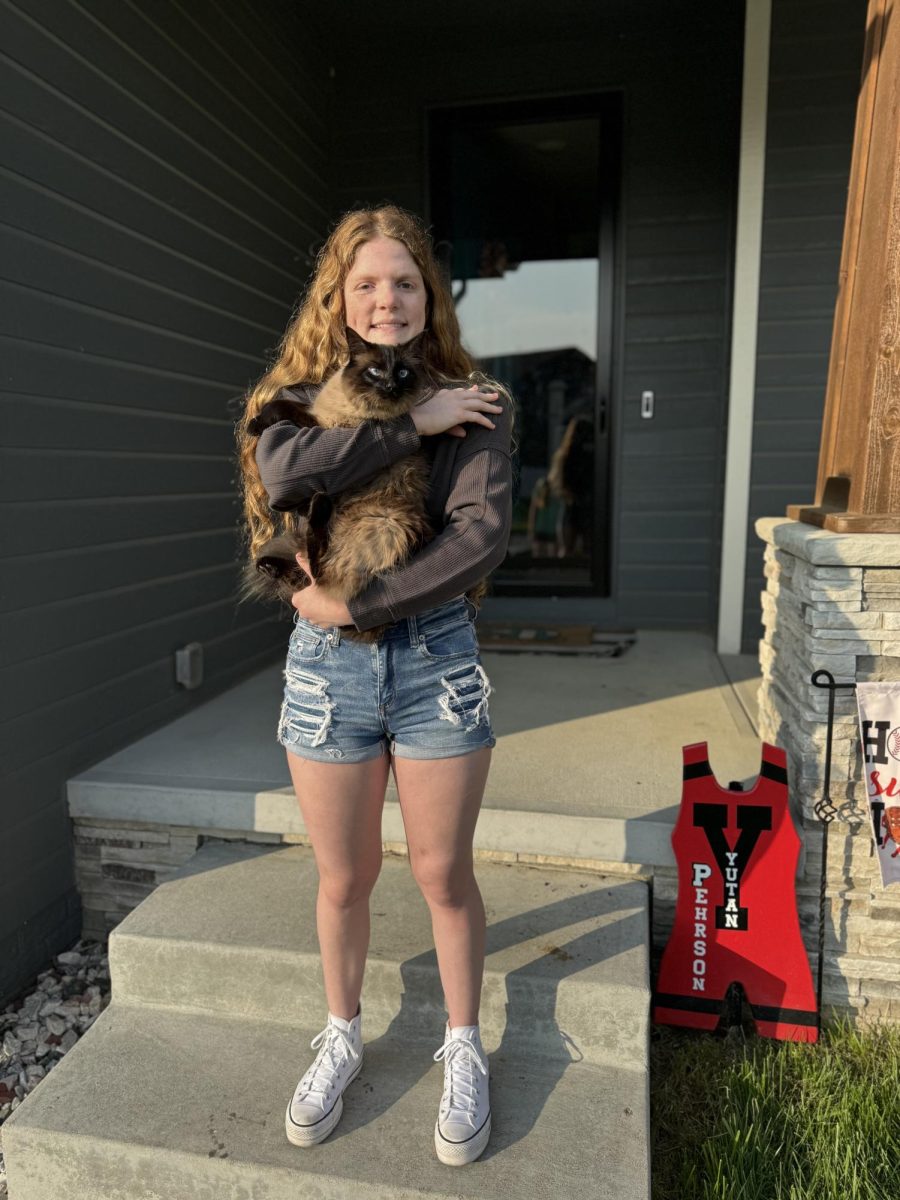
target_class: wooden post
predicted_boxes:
[788,0,900,532]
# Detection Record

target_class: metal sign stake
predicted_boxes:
[810,669,858,1034]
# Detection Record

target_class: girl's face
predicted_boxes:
[343,236,428,346]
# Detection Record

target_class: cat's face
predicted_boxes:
[343,236,428,345]
[344,329,426,405]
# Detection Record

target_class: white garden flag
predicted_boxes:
[856,682,900,888]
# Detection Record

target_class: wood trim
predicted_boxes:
[717,0,772,654]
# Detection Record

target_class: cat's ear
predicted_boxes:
[345,327,372,356]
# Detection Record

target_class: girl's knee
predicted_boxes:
[410,856,477,908]
[318,864,381,909]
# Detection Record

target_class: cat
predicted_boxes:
[245,329,435,643]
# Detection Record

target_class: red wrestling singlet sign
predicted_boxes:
[653,741,818,1043]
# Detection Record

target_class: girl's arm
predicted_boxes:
[254,386,421,509]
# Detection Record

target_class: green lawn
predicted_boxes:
[651,1018,900,1200]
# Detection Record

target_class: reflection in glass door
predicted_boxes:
[428,95,618,596]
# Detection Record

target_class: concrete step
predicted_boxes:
[108,841,650,1071]
[69,769,680,869]
[2,1001,649,1200]
[3,842,651,1198]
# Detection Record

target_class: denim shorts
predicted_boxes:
[276,595,496,764]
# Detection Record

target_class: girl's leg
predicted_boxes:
[391,747,492,1027]
[286,750,391,1020]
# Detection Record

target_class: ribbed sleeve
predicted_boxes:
[254,386,422,510]
[346,448,513,630]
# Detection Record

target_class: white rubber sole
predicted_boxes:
[434,1111,491,1166]
[284,1053,364,1147]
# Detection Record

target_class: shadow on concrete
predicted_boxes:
[321,880,648,1157]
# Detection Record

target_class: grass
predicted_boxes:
[650,1017,900,1200]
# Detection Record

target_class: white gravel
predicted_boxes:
[0,939,110,1198]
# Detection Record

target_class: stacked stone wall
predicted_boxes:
[756,517,900,1023]
[73,823,285,941]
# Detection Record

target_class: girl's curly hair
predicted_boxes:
[235,203,516,603]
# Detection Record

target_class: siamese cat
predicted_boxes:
[245,329,435,643]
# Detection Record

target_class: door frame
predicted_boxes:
[717,0,771,653]
[424,90,623,620]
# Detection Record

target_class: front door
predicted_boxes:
[428,92,620,598]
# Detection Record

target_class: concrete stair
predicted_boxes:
[3,841,651,1199]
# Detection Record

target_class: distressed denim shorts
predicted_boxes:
[276,595,496,764]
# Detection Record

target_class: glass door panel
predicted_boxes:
[429,98,615,595]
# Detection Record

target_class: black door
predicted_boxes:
[428,93,619,597]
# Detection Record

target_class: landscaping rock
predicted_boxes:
[0,937,110,1199]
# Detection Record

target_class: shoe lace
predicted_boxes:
[297,1023,360,1111]
[433,1036,488,1129]
[559,1028,584,1063]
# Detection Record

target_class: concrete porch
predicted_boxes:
[68,630,763,879]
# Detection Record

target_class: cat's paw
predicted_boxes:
[247,399,319,437]
[254,536,310,586]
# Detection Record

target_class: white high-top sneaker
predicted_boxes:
[285,1003,364,1147]
[433,1022,491,1166]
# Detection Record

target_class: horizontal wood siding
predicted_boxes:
[0,0,332,1003]
[741,0,867,651]
[325,0,744,628]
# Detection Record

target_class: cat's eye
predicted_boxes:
[365,367,383,379]
[398,369,409,379]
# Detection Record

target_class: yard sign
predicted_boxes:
[654,741,818,1043]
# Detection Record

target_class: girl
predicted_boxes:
[238,204,514,1166]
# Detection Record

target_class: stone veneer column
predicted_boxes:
[756,516,900,1022]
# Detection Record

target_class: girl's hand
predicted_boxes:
[291,553,353,628]
[411,386,502,438]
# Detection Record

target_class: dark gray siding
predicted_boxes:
[323,0,744,628]
[741,0,867,651]
[0,0,331,1004]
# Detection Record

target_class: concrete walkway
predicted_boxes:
[69,631,762,871]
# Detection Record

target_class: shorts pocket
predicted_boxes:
[416,617,479,662]
[288,625,330,662]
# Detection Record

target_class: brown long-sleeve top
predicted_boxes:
[254,383,514,632]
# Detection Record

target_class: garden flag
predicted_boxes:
[855,681,900,888]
